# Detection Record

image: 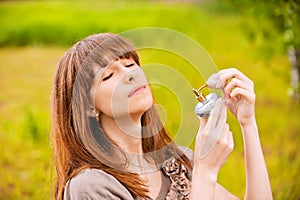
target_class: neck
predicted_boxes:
[100,113,143,154]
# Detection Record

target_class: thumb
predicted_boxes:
[198,117,207,132]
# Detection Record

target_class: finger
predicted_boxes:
[218,123,229,143]
[200,102,227,159]
[196,117,208,143]
[219,68,251,83]
[219,68,253,87]
[224,77,253,95]
[219,130,234,165]
[206,73,223,89]
[199,117,207,132]
[224,131,234,156]
[214,100,227,132]
[198,99,222,159]
[229,88,256,102]
[207,98,222,129]
[221,87,228,100]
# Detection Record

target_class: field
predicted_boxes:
[0,1,299,199]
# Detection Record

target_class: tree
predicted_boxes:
[220,0,300,102]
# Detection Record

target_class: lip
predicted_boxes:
[128,85,147,97]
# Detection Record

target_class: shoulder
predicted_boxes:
[64,168,134,200]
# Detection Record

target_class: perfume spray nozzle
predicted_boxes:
[192,84,207,102]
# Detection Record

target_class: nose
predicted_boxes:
[122,68,138,84]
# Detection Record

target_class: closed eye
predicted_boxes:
[125,63,135,68]
[103,73,113,81]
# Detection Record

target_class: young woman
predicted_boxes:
[51,33,272,199]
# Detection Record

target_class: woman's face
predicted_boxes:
[91,57,153,120]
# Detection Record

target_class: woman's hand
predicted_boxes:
[203,69,273,199]
[194,99,234,177]
[218,68,256,126]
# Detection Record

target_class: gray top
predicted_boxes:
[64,147,193,200]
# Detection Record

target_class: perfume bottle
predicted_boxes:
[193,84,219,118]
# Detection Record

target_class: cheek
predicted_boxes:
[94,85,114,116]
[94,83,129,118]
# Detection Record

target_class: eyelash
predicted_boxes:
[102,63,135,81]
[103,73,113,81]
[126,63,135,68]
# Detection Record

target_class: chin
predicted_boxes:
[129,95,153,115]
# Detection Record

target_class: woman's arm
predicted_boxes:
[190,68,272,199]
[219,68,272,199]
[241,120,272,200]
[190,99,237,200]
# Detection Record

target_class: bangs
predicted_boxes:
[118,51,139,65]
[84,34,140,69]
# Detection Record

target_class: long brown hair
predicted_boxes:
[50,33,192,199]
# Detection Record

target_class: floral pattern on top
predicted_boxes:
[162,157,191,200]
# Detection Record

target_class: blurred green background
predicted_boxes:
[0,0,299,199]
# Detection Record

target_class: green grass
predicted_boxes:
[0,47,64,199]
[0,1,211,47]
[0,0,299,199]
